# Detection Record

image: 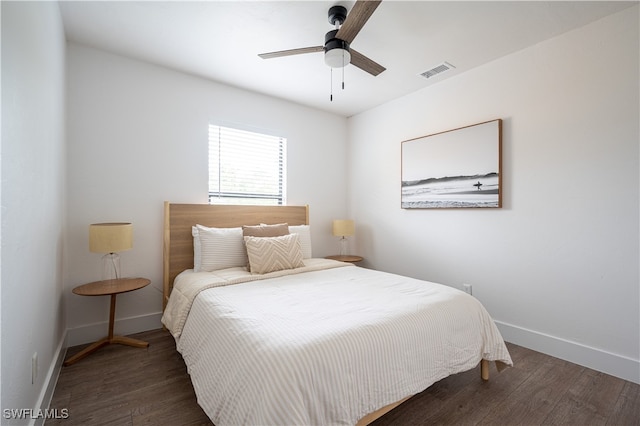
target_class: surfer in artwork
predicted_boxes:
[401,173,499,208]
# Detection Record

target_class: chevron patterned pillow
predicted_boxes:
[244,233,305,274]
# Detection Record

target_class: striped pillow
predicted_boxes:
[288,225,312,259]
[244,233,304,274]
[193,225,247,272]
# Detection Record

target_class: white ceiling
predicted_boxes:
[59,1,635,117]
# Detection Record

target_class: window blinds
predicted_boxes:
[208,125,286,205]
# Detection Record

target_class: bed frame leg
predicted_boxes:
[481,359,490,381]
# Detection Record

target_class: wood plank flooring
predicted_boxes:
[47,329,639,425]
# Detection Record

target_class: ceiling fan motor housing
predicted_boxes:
[324,29,351,67]
[328,5,347,26]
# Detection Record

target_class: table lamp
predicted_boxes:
[332,219,354,256]
[89,223,133,279]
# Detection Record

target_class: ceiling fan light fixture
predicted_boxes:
[325,47,351,68]
[324,29,351,68]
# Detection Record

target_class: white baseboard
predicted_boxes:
[495,320,640,384]
[66,312,163,347]
[32,330,67,426]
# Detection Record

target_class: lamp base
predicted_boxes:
[102,253,121,280]
[339,237,348,256]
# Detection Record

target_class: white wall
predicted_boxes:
[65,44,348,343]
[347,6,639,383]
[1,1,67,421]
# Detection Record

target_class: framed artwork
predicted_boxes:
[401,119,502,209]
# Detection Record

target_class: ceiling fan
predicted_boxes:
[258,0,386,77]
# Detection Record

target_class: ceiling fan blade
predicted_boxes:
[350,49,386,76]
[336,0,382,44]
[259,46,324,59]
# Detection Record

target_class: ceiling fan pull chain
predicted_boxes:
[330,68,333,102]
[342,50,345,90]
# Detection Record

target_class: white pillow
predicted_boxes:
[192,225,247,272]
[288,225,312,259]
[192,226,202,271]
[244,233,304,274]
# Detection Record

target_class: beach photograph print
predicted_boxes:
[401,119,502,209]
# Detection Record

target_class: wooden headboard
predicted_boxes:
[163,202,309,309]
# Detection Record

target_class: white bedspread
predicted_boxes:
[163,260,512,425]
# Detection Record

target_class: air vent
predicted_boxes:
[419,62,455,79]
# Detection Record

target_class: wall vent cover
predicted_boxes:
[420,62,455,79]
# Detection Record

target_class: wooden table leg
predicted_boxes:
[108,294,116,340]
[63,338,110,366]
[106,293,149,348]
[111,335,149,348]
[63,293,148,366]
[481,359,490,381]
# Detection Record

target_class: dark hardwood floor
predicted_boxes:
[47,329,639,425]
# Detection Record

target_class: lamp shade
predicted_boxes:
[332,220,355,237]
[89,223,133,253]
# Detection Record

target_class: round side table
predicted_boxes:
[64,277,151,366]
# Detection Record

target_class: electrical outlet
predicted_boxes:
[463,283,472,295]
[32,352,38,384]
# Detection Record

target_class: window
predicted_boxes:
[208,124,286,205]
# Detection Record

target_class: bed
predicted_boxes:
[161,202,512,425]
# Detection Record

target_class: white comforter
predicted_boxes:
[162,259,512,425]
